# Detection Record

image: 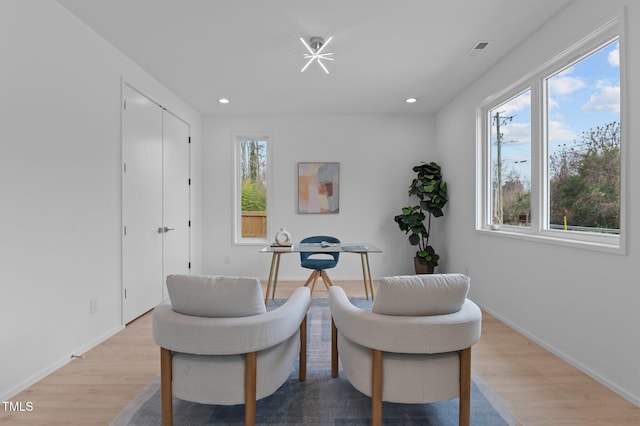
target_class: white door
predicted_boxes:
[161,111,191,299]
[122,85,163,323]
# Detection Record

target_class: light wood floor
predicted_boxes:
[2,280,639,425]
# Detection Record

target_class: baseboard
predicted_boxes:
[1,324,124,402]
[70,324,125,358]
[476,301,640,408]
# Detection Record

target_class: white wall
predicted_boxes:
[0,0,202,400]
[202,114,437,280]
[437,0,640,405]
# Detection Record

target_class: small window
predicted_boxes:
[234,135,270,244]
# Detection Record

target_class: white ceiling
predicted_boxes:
[57,0,572,115]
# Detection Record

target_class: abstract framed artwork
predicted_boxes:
[298,162,340,214]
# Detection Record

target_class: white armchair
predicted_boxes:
[329,274,482,426]
[152,275,311,426]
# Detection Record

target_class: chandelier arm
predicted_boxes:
[317,58,330,74]
[301,56,316,72]
[299,37,315,55]
[315,36,333,55]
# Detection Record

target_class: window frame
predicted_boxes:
[476,15,626,254]
[233,133,272,245]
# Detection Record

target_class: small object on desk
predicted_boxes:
[274,227,292,246]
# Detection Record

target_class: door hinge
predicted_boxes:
[188,136,191,144]
[123,225,127,236]
[124,289,127,299]
[123,162,127,173]
[123,100,126,110]
[188,178,191,186]
[188,220,191,227]
[188,262,191,269]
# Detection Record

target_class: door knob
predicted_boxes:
[157,227,175,233]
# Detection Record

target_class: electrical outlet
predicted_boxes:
[90,298,98,314]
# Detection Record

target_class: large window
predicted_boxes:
[234,134,270,244]
[478,17,624,252]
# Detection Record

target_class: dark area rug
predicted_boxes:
[111,298,519,425]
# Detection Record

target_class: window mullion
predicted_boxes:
[530,78,544,233]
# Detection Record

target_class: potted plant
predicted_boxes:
[394,162,448,274]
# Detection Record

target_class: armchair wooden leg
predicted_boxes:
[331,318,339,378]
[371,349,383,426]
[459,347,472,426]
[245,352,257,426]
[299,316,307,382]
[160,347,173,426]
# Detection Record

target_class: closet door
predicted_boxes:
[122,85,163,324]
[161,111,191,299]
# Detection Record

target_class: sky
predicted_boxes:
[491,38,620,183]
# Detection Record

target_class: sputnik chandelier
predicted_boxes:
[299,36,334,74]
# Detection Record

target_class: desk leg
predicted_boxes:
[359,254,370,300]
[365,253,375,301]
[360,253,375,300]
[264,253,278,307]
[271,253,282,300]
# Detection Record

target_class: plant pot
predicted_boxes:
[414,257,435,274]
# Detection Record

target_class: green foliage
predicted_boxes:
[549,121,620,230]
[500,171,531,225]
[239,139,267,213]
[499,121,620,231]
[394,162,448,267]
[241,179,266,211]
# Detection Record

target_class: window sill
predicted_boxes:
[234,238,269,246]
[476,227,625,255]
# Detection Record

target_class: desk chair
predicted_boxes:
[300,235,340,296]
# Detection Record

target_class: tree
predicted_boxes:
[240,140,267,211]
[501,169,530,225]
[549,121,620,230]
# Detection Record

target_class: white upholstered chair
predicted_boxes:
[152,275,311,426]
[329,273,481,426]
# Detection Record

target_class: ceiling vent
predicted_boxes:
[466,40,491,58]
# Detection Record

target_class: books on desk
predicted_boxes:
[270,243,293,251]
[341,245,369,252]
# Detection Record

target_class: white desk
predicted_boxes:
[259,243,381,306]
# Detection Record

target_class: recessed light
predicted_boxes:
[218,98,230,104]
[406,97,418,104]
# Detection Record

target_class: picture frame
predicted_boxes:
[297,162,340,214]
